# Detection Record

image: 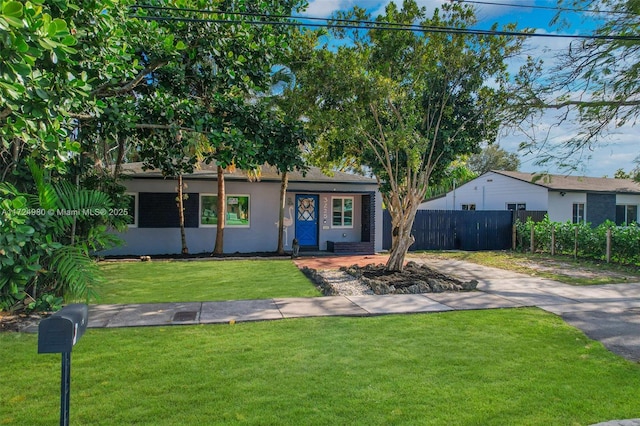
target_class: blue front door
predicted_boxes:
[295,194,318,247]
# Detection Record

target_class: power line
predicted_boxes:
[452,0,638,16]
[131,5,640,42]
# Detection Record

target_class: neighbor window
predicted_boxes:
[572,203,585,224]
[616,204,638,225]
[462,204,476,211]
[332,196,353,228]
[200,194,250,227]
[507,203,526,211]
[125,192,137,227]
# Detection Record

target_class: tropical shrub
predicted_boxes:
[0,164,121,312]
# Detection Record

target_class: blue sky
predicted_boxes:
[302,0,637,177]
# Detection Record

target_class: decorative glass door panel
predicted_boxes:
[295,195,318,247]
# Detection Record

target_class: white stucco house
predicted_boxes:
[419,170,640,225]
[102,162,383,256]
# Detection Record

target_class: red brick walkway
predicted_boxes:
[292,254,389,270]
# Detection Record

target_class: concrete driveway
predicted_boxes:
[420,257,640,363]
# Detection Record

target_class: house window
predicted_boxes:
[507,203,526,211]
[462,204,476,211]
[200,194,250,227]
[616,204,638,225]
[125,192,137,228]
[138,192,199,228]
[573,203,585,224]
[332,196,353,228]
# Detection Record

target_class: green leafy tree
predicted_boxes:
[0,0,87,179]
[258,112,308,254]
[424,159,477,200]
[0,1,131,311]
[128,1,308,255]
[467,143,521,175]
[291,1,527,271]
[614,168,640,182]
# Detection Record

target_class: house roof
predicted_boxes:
[492,170,640,194]
[119,162,378,185]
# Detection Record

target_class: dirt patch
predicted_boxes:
[0,311,47,333]
[341,261,478,295]
[512,258,640,282]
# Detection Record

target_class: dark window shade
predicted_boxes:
[616,205,626,225]
[138,192,199,228]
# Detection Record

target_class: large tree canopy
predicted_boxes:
[511,0,640,170]
[290,0,528,270]
[0,0,308,311]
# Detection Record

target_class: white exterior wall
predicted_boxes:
[547,192,586,223]
[420,172,548,211]
[103,177,383,255]
[616,194,640,206]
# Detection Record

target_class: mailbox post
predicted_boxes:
[38,304,88,426]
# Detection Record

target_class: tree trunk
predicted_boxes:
[177,174,189,254]
[113,135,126,180]
[385,199,420,272]
[70,174,80,246]
[276,171,289,255]
[213,166,225,255]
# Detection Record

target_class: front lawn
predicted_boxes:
[96,259,321,304]
[3,309,640,425]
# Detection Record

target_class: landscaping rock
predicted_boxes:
[318,262,478,296]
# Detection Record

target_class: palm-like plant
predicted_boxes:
[0,161,121,312]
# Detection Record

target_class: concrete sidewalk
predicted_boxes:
[87,257,640,363]
[78,258,640,426]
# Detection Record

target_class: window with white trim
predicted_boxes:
[507,203,526,211]
[462,204,476,211]
[572,203,585,224]
[332,196,353,228]
[616,204,638,225]
[200,194,250,227]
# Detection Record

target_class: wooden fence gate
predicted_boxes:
[383,210,514,251]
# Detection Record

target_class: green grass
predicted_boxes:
[411,250,640,285]
[96,259,321,304]
[3,309,640,425]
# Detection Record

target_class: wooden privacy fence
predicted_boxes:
[383,210,516,251]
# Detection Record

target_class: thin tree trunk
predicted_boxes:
[177,174,189,254]
[70,174,80,246]
[113,135,126,180]
[213,166,225,255]
[11,138,20,170]
[385,199,420,272]
[276,171,289,255]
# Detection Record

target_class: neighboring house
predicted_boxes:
[102,162,383,256]
[419,170,640,226]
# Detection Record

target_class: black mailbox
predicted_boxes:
[38,304,88,354]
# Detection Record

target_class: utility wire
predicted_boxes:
[452,0,639,16]
[132,5,436,29]
[131,6,640,41]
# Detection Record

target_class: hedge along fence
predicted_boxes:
[515,216,640,265]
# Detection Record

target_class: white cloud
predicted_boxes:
[303,0,344,17]
[498,110,638,177]
[304,0,384,17]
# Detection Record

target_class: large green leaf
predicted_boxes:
[2,1,22,18]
